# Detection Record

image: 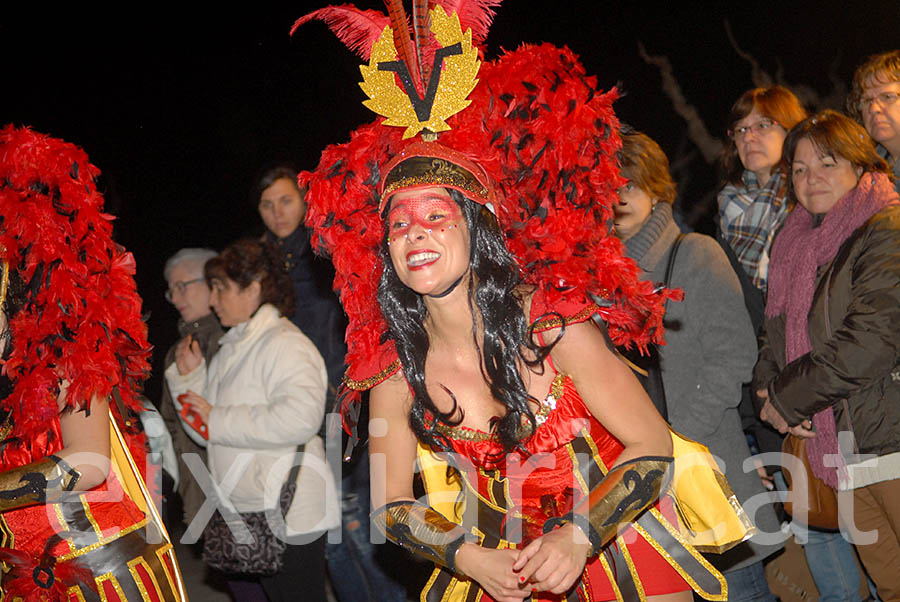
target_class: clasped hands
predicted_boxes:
[757,388,815,439]
[455,523,592,602]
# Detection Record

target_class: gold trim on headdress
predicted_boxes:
[360,6,480,140]
[382,156,489,201]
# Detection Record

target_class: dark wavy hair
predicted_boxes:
[0,270,29,400]
[720,85,808,185]
[205,239,295,317]
[377,189,554,454]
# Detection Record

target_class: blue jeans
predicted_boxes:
[773,471,861,601]
[326,454,407,602]
[718,562,776,601]
[790,521,861,602]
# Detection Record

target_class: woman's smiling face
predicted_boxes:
[387,187,470,297]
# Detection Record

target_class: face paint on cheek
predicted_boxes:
[387,195,463,245]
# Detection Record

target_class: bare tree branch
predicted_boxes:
[724,19,772,87]
[637,41,724,164]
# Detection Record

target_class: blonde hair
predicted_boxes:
[847,50,900,122]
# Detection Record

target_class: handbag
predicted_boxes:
[781,433,839,530]
[203,445,305,575]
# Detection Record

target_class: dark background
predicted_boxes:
[2,2,897,400]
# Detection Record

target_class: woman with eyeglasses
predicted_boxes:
[719,88,867,602]
[160,248,223,528]
[718,85,807,302]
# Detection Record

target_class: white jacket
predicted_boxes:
[165,304,339,535]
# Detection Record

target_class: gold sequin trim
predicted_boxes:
[597,554,621,601]
[81,494,105,538]
[67,586,87,602]
[617,535,647,601]
[96,572,127,602]
[52,504,77,554]
[56,518,150,562]
[531,305,598,332]
[128,556,163,602]
[432,373,567,442]
[634,507,728,601]
[156,544,181,600]
[344,359,401,391]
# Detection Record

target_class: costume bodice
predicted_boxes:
[434,371,623,544]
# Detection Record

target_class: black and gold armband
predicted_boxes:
[372,501,468,572]
[0,454,81,511]
[543,456,673,555]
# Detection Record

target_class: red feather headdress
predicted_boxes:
[294,2,678,434]
[0,125,151,464]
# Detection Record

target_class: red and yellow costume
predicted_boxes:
[294,3,752,600]
[413,293,740,601]
[0,126,186,602]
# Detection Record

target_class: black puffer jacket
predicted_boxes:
[754,205,900,459]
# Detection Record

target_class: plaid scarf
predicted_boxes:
[717,170,790,294]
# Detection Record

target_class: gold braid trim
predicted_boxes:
[343,359,401,391]
[530,304,598,333]
[382,156,489,202]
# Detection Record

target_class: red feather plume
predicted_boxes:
[439,0,502,46]
[412,0,432,81]
[290,4,390,60]
[384,0,423,94]
[302,43,678,426]
[0,542,97,601]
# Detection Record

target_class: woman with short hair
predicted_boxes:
[757,110,900,600]
[616,131,778,601]
[166,238,339,602]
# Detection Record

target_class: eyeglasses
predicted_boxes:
[728,118,781,140]
[165,278,205,302]
[860,91,899,113]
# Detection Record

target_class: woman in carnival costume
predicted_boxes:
[0,126,186,602]
[296,3,753,600]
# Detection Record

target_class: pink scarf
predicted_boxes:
[767,171,899,488]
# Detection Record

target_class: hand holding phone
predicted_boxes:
[178,394,209,440]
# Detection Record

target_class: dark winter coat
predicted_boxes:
[754,206,900,487]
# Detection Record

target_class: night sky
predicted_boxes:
[2,2,897,400]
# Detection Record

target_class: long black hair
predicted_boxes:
[377,189,555,454]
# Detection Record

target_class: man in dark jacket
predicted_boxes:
[256,167,347,395]
[159,248,223,527]
[254,166,407,602]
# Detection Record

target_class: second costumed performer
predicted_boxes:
[0,126,187,601]
[296,3,754,601]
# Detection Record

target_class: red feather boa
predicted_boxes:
[0,125,151,466]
